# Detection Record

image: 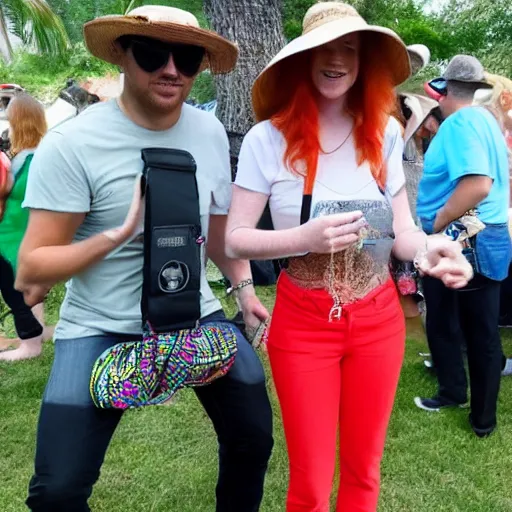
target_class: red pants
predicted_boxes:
[267,272,405,512]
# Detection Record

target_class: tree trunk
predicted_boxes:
[204,0,285,285]
[203,0,285,172]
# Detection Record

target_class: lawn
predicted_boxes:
[1,283,512,511]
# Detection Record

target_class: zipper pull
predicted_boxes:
[329,305,342,322]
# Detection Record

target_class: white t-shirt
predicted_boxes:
[235,116,406,301]
[235,116,405,229]
[24,101,231,340]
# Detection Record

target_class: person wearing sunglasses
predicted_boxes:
[415,55,511,437]
[15,6,273,511]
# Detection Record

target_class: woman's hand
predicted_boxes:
[416,237,473,289]
[299,211,366,254]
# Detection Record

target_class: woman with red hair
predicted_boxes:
[226,2,473,511]
[0,92,51,361]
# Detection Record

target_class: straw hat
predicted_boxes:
[252,1,411,121]
[83,5,238,74]
[399,93,438,143]
[478,72,512,113]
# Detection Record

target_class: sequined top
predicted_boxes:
[287,199,394,303]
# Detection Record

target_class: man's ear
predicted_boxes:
[112,39,126,66]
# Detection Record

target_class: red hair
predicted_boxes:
[7,92,47,156]
[271,33,396,194]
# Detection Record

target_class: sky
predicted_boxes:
[422,0,450,14]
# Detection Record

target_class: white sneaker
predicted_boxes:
[502,358,512,376]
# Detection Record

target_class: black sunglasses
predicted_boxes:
[119,36,205,77]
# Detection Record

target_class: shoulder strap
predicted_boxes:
[300,192,312,225]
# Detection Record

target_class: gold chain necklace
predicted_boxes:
[320,127,353,155]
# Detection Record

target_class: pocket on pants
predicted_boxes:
[475,228,511,280]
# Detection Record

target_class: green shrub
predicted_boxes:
[0,44,116,102]
[190,71,216,104]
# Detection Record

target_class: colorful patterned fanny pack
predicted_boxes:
[90,322,238,409]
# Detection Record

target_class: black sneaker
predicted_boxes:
[469,414,496,438]
[414,396,468,412]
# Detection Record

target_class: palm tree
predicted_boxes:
[0,0,69,63]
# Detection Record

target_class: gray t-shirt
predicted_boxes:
[24,100,232,340]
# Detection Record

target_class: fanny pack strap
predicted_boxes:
[141,148,203,333]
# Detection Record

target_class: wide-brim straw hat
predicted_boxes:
[84,5,238,75]
[400,92,438,143]
[253,2,411,121]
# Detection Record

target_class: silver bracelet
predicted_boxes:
[226,279,254,296]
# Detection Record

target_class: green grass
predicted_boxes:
[1,285,512,511]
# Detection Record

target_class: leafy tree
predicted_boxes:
[0,0,69,62]
[436,0,512,75]
[48,0,206,44]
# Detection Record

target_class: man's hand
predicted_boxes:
[433,175,492,233]
[103,175,144,245]
[236,286,270,331]
[433,208,449,233]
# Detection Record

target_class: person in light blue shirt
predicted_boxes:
[418,106,510,229]
[415,55,511,438]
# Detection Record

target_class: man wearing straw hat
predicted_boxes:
[15,6,273,510]
[415,55,511,437]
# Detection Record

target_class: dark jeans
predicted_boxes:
[0,254,42,339]
[26,313,273,511]
[499,263,512,319]
[423,274,503,429]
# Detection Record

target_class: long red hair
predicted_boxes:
[271,33,396,194]
[6,92,47,157]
